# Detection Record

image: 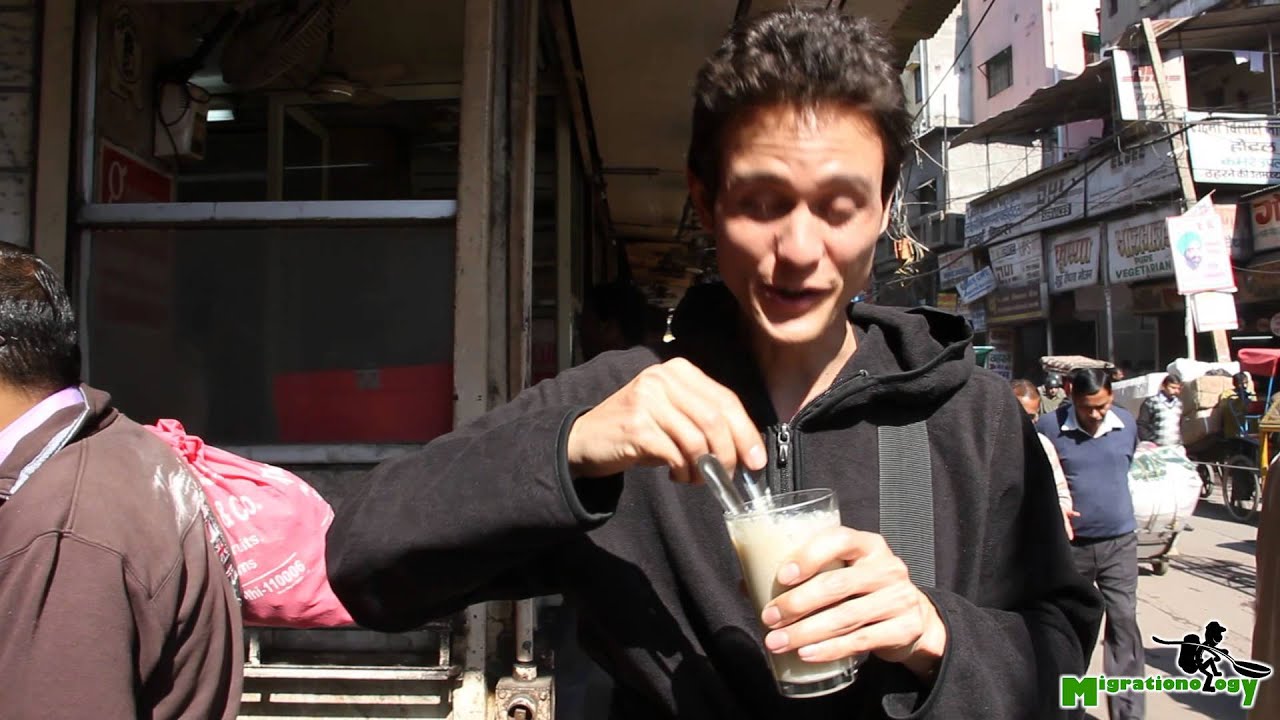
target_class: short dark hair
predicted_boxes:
[688,9,911,203]
[1010,379,1039,399]
[0,243,80,393]
[1069,368,1112,397]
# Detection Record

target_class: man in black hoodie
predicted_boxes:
[327,9,1102,718]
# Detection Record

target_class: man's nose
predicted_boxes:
[774,205,823,268]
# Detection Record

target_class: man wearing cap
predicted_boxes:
[1040,373,1066,416]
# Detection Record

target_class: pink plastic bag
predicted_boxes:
[146,419,354,628]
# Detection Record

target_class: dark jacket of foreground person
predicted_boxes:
[328,285,1103,719]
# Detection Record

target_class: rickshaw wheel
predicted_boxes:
[1224,453,1260,522]
[1197,463,1216,499]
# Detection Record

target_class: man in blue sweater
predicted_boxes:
[1038,368,1143,720]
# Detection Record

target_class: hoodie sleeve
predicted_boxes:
[325,351,648,632]
[880,394,1104,719]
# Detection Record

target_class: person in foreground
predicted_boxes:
[328,9,1101,718]
[0,243,243,718]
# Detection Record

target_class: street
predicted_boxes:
[1085,486,1260,719]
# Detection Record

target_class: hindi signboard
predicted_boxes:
[988,234,1043,287]
[986,351,1013,380]
[1046,226,1101,293]
[938,249,975,289]
[986,282,1049,325]
[965,143,1179,248]
[957,267,998,305]
[1108,207,1176,284]
[1250,190,1280,253]
[1186,112,1280,185]
[1113,48,1188,122]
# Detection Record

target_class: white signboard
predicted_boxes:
[957,267,998,305]
[1192,291,1239,332]
[1047,226,1102,293]
[986,351,1013,380]
[965,171,1085,247]
[988,234,1043,286]
[1166,199,1236,295]
[1113,48,1188,122]
[1086,140,1180,216]
[938,250,975,289]
[966,143,1179,248]
[1250,190,1280,253]
[1186,112,1280,185]
[1108,206,1176,284]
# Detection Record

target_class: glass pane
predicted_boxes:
[88,226,455,445]
[93,1,463,203]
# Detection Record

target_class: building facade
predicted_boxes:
[946,0,1280,380]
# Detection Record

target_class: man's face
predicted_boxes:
[1018,395,1040,418]
[1073,389,1114,435]
[1163,380,1182,399]
[692,103,890,348]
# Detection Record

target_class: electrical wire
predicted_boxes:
[884,118,1225,288]
[912,0,996,124]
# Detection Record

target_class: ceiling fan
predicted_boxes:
[218,0,403,105]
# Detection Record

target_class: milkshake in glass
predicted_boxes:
[725,488,863,698]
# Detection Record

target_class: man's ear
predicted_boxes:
[687,170,714,231]
[878,187,897,236]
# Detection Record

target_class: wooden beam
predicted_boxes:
[508,0,538,399]
[546,0,615,245]
[1141,19,1230,362]
[453,0,499,715]
[32,0,76,274]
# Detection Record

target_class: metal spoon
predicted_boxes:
[695,454,747,516]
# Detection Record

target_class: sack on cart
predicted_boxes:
[1129,442,1201,530]
[146,419,355,628]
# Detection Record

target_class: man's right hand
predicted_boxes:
[565,358,768,483]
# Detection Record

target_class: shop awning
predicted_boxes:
[949,61,1114,148]
[1111,5,1280,54]
[952,5,1280,149]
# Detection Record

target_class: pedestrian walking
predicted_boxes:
[1038,368,1144,720]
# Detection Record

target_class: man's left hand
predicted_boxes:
[760,526,947,681]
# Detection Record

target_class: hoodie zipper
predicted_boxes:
[773,370,874,495]
[775,422,792,493]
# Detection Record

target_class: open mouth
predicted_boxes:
[761,284,826,307]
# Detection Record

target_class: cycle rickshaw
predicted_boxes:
[1187,348,1280,522]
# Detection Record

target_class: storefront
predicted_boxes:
[63,1,608,715]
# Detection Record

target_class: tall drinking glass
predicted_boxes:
[724,488,863,698]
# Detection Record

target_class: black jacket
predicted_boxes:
[327,285,1103,719]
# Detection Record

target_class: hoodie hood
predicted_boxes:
[669,282,975,421]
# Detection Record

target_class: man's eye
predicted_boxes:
[817,196,858,225]
[739,193,790,220]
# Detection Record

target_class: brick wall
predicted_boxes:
[0,1,35,247]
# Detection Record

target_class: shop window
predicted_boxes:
[87,227,455,445]
[985,47,1013,98]
[93,1,463,203]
